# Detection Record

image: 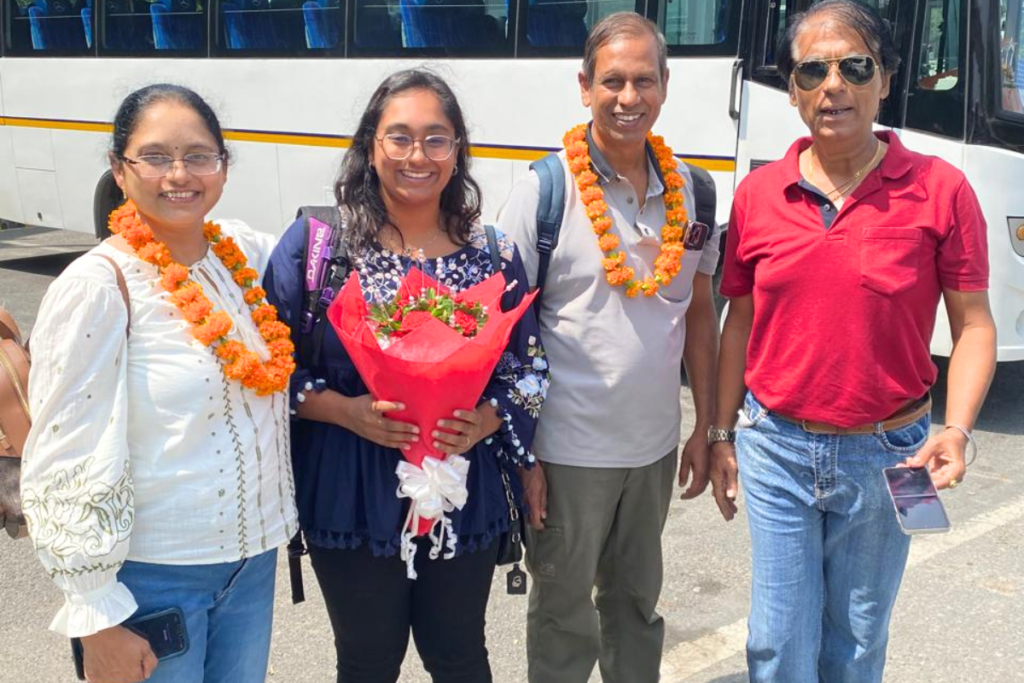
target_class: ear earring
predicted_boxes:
[452,165,459,176]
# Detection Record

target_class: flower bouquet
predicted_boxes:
[327,266,536,577]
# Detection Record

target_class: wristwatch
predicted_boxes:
[707,427,737,445]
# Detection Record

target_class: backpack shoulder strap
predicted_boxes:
[295,206,348,370]
[528,153,566,297]
[95,252,131,337]
[483,224,502,275]
[296,205,342,227]
[684,162,718,231]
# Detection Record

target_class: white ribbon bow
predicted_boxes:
[396,455,471,579]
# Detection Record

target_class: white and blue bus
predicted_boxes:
[1,0,1022,360]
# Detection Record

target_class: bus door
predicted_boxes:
[733,0,906,188]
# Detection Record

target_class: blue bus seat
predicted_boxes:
[222,0,301,50]
[151,0,202,50]
[398,0,498,49]
[81,0,92,46]
[28,0,89,50]
[302,0,341,48]
[524,0,586,48]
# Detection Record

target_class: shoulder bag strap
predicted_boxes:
[484,224,502,274]
[95,253,131,337]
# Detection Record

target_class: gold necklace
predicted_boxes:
[810,141,885,201]
[383,224,445,257]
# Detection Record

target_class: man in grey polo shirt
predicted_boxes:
[497,11,720,683]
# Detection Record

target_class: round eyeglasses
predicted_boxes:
[121,153,224,178]
[792,55,877,91]
[376,134,459,161]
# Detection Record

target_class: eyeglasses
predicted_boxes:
[121,153,224,178]
[792,55,877,91]
[376,134,459,161]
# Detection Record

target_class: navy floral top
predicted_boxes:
[265,219,548,557]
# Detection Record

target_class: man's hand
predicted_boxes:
[678,429,710,499]
[709,441,739,521]
[81,625,158,683]
[519,463,547,530]
[903,428,968,490]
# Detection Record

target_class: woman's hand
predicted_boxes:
[80,625,158,683]
[341,396,419,451]
[432,403,502,455]
[903,429,968,490]
[709,441,740,521]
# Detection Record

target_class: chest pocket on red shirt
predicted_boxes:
[859,227,923,296]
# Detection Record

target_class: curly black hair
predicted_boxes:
[334,69,482,255]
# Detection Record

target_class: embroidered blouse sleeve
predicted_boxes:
[21,263,136,638]
[480,240,548,469]
[264,217,315,410]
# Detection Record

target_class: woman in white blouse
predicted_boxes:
[21,84,298,683]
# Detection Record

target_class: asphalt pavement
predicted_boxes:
[0,227,1021,683]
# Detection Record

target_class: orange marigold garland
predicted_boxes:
[563,124,691,298]
[108,200,295,396]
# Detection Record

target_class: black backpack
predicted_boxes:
[529,152,718,308]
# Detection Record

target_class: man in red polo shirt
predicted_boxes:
[707,2,996,682]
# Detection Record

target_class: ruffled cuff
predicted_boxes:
[289,369,328,415]
[50,581,138,638]
[480,397,536,469]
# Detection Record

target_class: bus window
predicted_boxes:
[150,0,205,50]
[216,0,310,51]
[519,0,635,52]
[915,0,960,91]
[99,0,154,51]
[351,0,397,49]
[352,0,509,54]
[661,0,737,51]
[1001,0,1024,115]
[6,0,92,53]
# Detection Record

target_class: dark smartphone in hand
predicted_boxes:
[71,607,189,680]
[883,466,952,535]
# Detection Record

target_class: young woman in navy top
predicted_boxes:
[265,69,547,683]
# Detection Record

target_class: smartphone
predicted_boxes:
[71,607,189,679]
[882,467,952,535]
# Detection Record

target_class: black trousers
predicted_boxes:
[309,540,500,683]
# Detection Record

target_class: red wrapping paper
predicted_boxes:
[327,267,537,535]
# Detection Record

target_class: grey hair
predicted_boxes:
[581,11,668,86]
[777,0,901,80]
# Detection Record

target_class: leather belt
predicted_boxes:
[774,395,932,435]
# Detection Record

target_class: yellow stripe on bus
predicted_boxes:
[1,116,113,133]
[0,117,736,172]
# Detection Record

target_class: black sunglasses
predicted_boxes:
[792,55,877,91]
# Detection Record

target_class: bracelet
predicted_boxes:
[944,424,978,467]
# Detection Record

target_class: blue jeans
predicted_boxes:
[737,392,929,683]
[117,549,277,683]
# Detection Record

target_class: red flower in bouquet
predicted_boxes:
[453,310,478,336]
[327,266,537,578]
[369,286,489,343]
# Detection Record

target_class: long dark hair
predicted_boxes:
[334,69,482,254]
[110,83,229,163]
